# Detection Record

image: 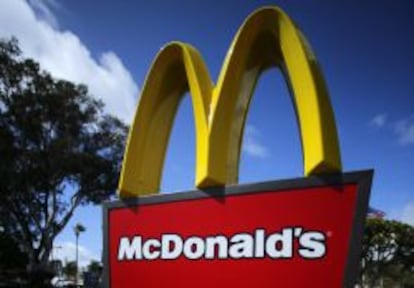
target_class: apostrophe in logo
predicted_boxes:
[118,7,342,197]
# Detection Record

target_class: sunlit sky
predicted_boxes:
[1,0,413,266]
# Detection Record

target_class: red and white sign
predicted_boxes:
[103,171,372,288]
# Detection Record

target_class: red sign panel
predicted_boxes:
[103,171,372,288]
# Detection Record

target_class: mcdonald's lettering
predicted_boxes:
[103,6,372,288]
[117,228,327,261]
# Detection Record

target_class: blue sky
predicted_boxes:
[1,0,413,266]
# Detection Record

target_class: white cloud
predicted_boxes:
[370,113,387,128]
[0,0,138,123]
[394,115,414,145]
[401,202,414,227]
[27,0,59,28]
[242,125,270,158]
[52,241,99,268]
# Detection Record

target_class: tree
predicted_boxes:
[62,261,77,281]
[84,260,103,288]
[0,38,127,284]
[0,232,28,272]
[86,260,102,274]
[359,218,414,287]
[0,233,29,287]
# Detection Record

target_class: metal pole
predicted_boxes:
[76,232,79,287]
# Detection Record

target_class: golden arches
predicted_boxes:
[118,6,342,197]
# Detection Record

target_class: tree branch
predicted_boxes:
[55,190,83,235]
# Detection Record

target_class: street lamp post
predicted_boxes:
[73,223,86,287]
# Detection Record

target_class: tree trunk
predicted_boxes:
[25,239,54,288]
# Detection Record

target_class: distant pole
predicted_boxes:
[74,223,86,287]
[75,232,79,286]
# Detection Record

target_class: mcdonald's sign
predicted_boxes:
[103,6,372,288]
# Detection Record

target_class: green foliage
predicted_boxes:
[0,37,128,276]
[74,223,86,237]
[62,261,77,280]
[360,218,414,287]
[86,260,102,274]
[0,232,28,271]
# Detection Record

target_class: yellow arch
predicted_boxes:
[118,6,342,197]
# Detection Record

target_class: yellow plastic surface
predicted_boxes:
[118,6,342,197]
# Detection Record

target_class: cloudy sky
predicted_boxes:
[1,0,413,266]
